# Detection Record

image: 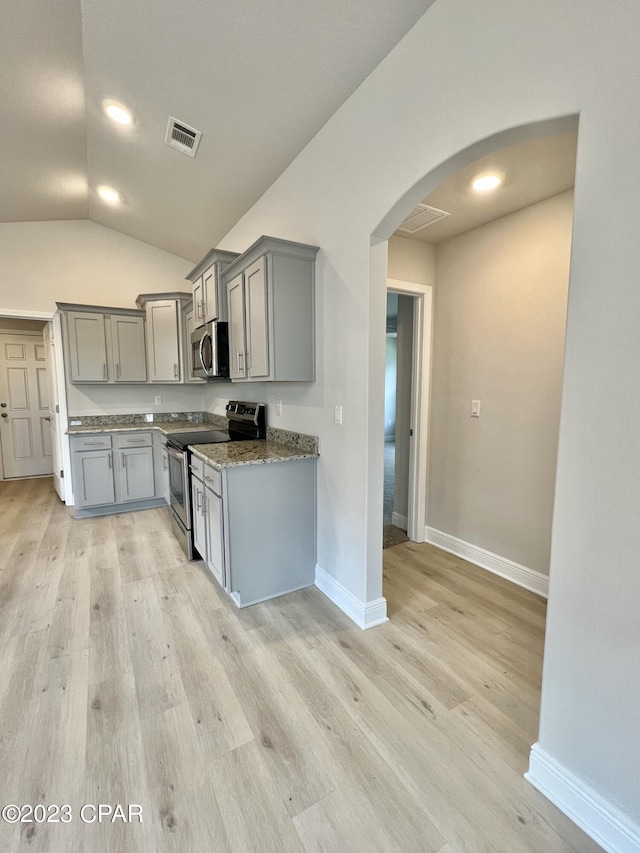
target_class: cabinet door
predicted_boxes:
[182,304,205,384]
[66,312,108,383]
[192,278,205,329]
[191,477,207,561]
[118,446,155,502]
[202,265,219,323]
[227,273,247,379]
[205,485,225,587]
[245,257,269,379]
[111,315,147,382]
[146,300,181,382]
[74,449,115,507]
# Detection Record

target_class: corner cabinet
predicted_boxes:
[58,304,147,384]
[185,249,240,328]
[222,237,319,382]
[135,292,192,383]
[70,431,163,516]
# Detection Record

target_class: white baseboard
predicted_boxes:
[391,511,408,530]
[526,743,640,853]
[315,565,388,629]
[425,526,548,598]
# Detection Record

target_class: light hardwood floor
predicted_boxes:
[0,477,602,852]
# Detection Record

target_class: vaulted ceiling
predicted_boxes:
[1,0,437,261]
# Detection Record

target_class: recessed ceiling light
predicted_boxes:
[471,170,505,192]
[103,99,133,126]
[97,185,121,205]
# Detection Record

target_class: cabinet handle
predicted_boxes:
[102,363,107,379]
[122,454,126,469]
[84,440,104,446]
[202,298,207,319]
[245,351,250,371]
[174,363,179,379]
[163,457,167,471]
[126,438,145,443]
[107,454,112,470]
[115,363,120,379]
[195,489,202,512]
[237,351,244,373]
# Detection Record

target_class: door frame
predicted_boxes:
[386,279,433,542]
[0,308,72,503]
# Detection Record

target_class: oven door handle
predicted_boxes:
[166,445,185,461]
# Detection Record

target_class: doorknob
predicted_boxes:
[1,413,7,418]
[0,402,6,408]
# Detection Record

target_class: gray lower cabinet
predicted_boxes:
[74,448,116,507]
[191,473,207,563]
[71,431,160,514]
[118,445,155,502]
[194,455,316,607]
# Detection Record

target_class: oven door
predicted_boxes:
[166,445,190,529]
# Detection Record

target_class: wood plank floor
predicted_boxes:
[0,477,602,852]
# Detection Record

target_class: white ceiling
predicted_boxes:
[397,130,578,243]
[2,0,437,261]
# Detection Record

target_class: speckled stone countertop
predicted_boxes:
[190,440,318,469]
[67,421,215,435]
[65,412,318,457]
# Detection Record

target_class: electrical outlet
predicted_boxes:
[276,399,283,416]
[154,395,162,405]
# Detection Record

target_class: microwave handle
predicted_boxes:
[199,333,214,377]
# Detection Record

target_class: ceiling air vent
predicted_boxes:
[398,203,450,234]
[165,117,202,158]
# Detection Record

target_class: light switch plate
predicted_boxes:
[471,400,481,418]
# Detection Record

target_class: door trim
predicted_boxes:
[387,279,433,543]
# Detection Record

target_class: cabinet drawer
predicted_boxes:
[115,431,152,448]
[203,465,222,495]
[190,455,204,480]
[70,434,112,451]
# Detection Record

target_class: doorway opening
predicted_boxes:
[372,115,578,622]
[383,281,433,548]
[0,309,69,501]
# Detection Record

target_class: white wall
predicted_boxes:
[428,191,572,576]
[388,235,436,286]
[212,0,640,838]
[0,220,208,416]
[0,220,193,314]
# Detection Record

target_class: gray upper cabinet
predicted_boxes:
[222,236,319,382]
[65,311,108,382]
[111,314,146,382]
[59,304,146,384]
[136,293,191,383]
[185,249,240,328]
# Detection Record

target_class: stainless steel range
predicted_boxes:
[165,401,266,559]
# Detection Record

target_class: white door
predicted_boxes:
[43,323,64,499]
[0,333,55,479]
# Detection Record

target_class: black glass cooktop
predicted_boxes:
[166,430,230,450]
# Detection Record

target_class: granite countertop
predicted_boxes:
[190,440,318,469]
[67,421,214,435]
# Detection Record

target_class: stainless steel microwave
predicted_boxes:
[190,321,230,379]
